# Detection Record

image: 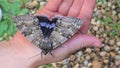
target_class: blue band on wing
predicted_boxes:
[40,22,55,29]
[40,22,47,27]
[49,23,55,29]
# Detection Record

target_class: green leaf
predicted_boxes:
[0,21,8,37]
[0,0,11,12]
[19,8,29,15]
[10,0,21,15]
[6,21,17,36]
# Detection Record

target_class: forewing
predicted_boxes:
[50,16,83,48]
[14,14,43,47]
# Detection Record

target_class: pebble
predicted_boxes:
[109,39,115,45]
[93,26,98,31]
[103,33,107,37]
[92,60,101,68]
[88,63,92,67]
[115,55,120,60]
[73,63,79,68]
[95,48,100,52]
[40,1,46,6]
[103,59,109,64]
[76,51,83,57]
[115,47,119,51]
[116,42,120,46]
[70,55,76,61]
[104,45,111,52]
[85,48,92,54]
[26,1,38,9]
[115,60,120,66]
[110,52,116,58]
[84,60,89,66]
[107,2,111,7]
[100,51,107,57]
[85,55,91,60]
[62,65,67,68]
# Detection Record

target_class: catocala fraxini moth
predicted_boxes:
[14,14,82,56]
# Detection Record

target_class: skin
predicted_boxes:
[0,0,102,68]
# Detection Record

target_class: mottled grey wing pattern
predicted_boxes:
[51,16,82,48]
[14,15,43,47]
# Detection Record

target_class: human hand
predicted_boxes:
[34,0,102,66]
[0,0,102,68]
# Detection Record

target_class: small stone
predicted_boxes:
[62,65,67,68]
[90,52,97,59]
[61,58,70,64]
[104,45,111,52]
[115,47,119,51]
[115,55,120,60]
[118,13,120,18]
[103,59,109,64]
[109,39,115,45]
[26,1,38,9]
[84,60,89,66]
[100,38,105,43]
[88,63,92,67]
[74,63,79,68]
[40,2,46,6]
[92,60,101,68]
[116,42,120,46]
[118,51,120,55]
[105,26,112,30]
[85,55,91,60]
[32,0,38,7]
[100,51,107,57]
[93,26,98,31]
[107,2,111,7]
[103,33,107,37]
[95,48,100,52]
[115,60,120,66]
[76,51,83,57]
[105,37,109,44]
[51,63,57,68]
[85,48,92,54]
[110,52,116,58]
[70,55,76,61]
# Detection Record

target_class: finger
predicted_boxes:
[78,0,96,33]
[67,0,84,17]
[35,0,63,17]
[58,0,74,16]
[52,34,101,61]
[45,0,63,12]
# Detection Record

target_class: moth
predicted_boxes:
[14,14,82,56]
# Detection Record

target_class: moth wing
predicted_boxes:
[50,16,83,48]
[14,14,43,47]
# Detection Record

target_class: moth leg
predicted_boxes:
[49,43,54,57]
[49,52,54,57]
[41,51,43,58]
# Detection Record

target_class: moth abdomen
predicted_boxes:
[39,37,53,55]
